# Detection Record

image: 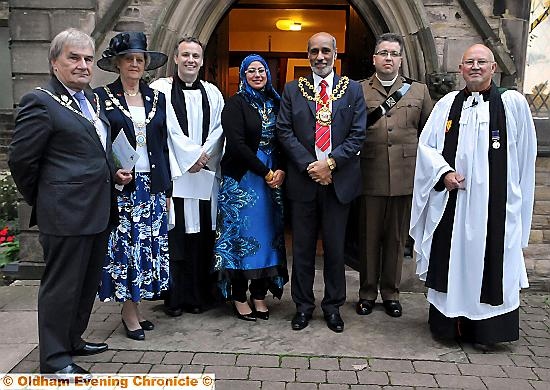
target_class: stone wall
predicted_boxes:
[3,0,550,287]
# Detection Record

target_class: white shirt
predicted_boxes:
[128,105,150,172]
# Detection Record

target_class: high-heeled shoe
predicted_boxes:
[139,320,154,331]
[232,302,256,322]
[251,298,269,320]
[122,319,145,340]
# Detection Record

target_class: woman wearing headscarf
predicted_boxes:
[213,54,288,321]
[95,32,171,340]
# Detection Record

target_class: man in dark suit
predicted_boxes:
[8,28,131,374]
[277,32,367,333]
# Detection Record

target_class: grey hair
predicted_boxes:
[374,33,404,53]
[49,28,95,75]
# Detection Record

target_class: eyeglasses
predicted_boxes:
[245,68,266,75]
[375,50,402,58]
[462,59,492,67]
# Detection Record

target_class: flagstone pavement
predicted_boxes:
[0,270,549,390]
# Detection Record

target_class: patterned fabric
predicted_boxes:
[315,79,330,151]
[213,99,286,299]
[99,173,169,302]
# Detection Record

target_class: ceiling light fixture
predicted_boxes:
[289,22,302,31]
[276,19,302,31]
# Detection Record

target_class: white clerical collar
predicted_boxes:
[313,71,334,91]
[375,73,399,87]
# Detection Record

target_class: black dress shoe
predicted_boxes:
[71,341,108,356]
[324,312,344,333]
[183,305,203,314]
[383,300,402,317]
[251,299,269,320]
[122,320,145,340]
[232,302,256,321]
[164,306,183,317]
[139,320,154,331]
[356,299,375,315]
[291,312,311,330]
[54,363,90,377]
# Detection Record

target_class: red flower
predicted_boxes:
[6,236,14,242]
[0,227,8,237]
[0,236,5,243]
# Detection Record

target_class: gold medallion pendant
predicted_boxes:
[316,106,332,126]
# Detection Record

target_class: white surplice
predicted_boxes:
[150,77,224,233]
[410,90,537,320]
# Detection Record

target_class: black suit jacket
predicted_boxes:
[9,77,117,236]
[94,78,171,196]
[276,74,367,204]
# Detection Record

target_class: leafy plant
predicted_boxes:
[0,225,19,267]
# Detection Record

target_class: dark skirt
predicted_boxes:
[429,304,519,344]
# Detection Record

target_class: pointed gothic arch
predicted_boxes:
[150,0,439,82]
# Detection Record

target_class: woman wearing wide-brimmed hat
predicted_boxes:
[95,32,171,341]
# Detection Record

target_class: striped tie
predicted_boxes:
[315,80,330,151]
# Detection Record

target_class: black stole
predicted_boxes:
[171,75,211,143]
[426,83,508,306]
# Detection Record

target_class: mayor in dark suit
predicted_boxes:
[276,32,367,333]
[8,28,131,374]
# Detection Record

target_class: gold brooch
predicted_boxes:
[445,120,452,133]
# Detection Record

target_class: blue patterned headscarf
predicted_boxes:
[238,54,280,109]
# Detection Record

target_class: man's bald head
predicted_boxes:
[459,44,497,92]
[307,32,337,78]
[307,32,336,52]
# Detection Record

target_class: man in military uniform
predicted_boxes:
[356,33,432,318]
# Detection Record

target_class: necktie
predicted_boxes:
[74,91,94,121]
[315,80,330,151]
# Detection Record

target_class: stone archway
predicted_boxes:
[150,0,440,83]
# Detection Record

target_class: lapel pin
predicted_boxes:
[145,96,151,101]
[445,120,452,133]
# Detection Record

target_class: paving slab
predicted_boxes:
[104,270,464,361]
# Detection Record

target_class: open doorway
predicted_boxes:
[204,0,376,99]
[202,0,377,269]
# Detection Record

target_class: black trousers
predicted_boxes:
[166,198,216,310]
[231,276,269,303]
[38,230,109,373]
[290,185,350,315]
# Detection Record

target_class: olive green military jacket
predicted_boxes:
[360,75,433,196]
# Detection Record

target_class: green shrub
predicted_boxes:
[0,224,18,266]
